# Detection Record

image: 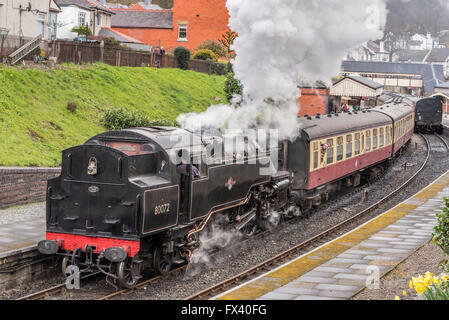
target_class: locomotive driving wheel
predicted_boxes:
[117,259,141,289]
[153,247,172,276]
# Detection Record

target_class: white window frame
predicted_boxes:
[79,11,86,26]
[178,24,188,41]
[38,13,46,38]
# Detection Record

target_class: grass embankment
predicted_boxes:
[0,64,226,167]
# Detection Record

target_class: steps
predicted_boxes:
[8,35,42,65]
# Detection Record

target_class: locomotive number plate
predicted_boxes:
[154,203,170,215]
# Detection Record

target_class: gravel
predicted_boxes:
[0,202,45,226]
[123,134,449,300]
[3,133,449,300]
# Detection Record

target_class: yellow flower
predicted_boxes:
[409,280,413,289]
[442,274,449,282]
[433,277,441,285]
[403,291,407,296]
[395,296,400,300]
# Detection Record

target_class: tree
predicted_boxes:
[219,31,238,54]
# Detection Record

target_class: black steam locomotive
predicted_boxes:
[38,127,297,288]
[415,95,444,134]
[38,93,417,288]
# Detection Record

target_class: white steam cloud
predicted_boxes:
[177,0,387,140]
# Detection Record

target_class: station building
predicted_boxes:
[341,61,445,97]
[329,76,384,112]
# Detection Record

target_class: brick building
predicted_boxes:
[109,0,230,51]
[298,85,329,117]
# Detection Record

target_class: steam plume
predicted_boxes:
[178,0,387,139]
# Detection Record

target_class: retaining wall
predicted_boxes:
[0,167,61,210]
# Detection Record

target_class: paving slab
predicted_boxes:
[214,171,449,301]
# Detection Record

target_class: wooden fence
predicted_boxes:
[50,41,222,74]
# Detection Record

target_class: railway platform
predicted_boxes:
[0,202,45,256]
[214,171,449,300]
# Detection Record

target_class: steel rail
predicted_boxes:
[17,272,101,300]
[18,135,434,301]
[185,134,432,300]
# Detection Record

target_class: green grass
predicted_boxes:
[0,63,226,167]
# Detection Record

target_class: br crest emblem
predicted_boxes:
[225,177,236,191]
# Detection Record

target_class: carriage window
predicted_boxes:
[355,133,361,156]
[386,126,391,145]
[366,130,371,151]
[373,129,378,149]
[337,136,344,161]
[380,128,384,147]
[313,142,318,170]
[346,135,353,158]
[326,138,334,165]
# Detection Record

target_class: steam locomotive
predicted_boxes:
[415,95,444,134]
[38,93,416,288]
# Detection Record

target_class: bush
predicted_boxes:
[101,108,151,130]
[101,108,177,130]
[196,40,227,58]
[193,49,218,61]
[71,26,92,36]
[224,72,243,103]
[103,37,122,48]
[434,197,449,268]
[174,46,191,70]
[210,61,228,76]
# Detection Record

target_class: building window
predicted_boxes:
[79,12,86,26]
[48,12,57,40]
[178,24,187,41]
[97,11,101,26]
[38,13,46,38]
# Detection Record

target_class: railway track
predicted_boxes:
[185,134,436,300]
[17,272,101,300]
[17,134,442,301]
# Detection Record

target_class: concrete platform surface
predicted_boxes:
[214,171,449,300]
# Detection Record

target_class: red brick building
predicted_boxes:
[110,0,230,51]
[298,87,329,117]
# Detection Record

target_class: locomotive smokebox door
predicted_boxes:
[142,185,179,235]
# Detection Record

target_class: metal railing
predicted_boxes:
[8,35,42,65]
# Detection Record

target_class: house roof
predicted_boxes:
[426,48,449,63]
[98,28,143,43]
[366,41,380,53]
[334,75,383,90]
[395,49,429,62]
[55,0,115,14]
[341,61,445,94]
[435,81,449,89]
[111,10,173,29]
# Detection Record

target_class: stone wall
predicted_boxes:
[0,167,61,210]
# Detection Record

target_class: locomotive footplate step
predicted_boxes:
[214,171,449,300]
